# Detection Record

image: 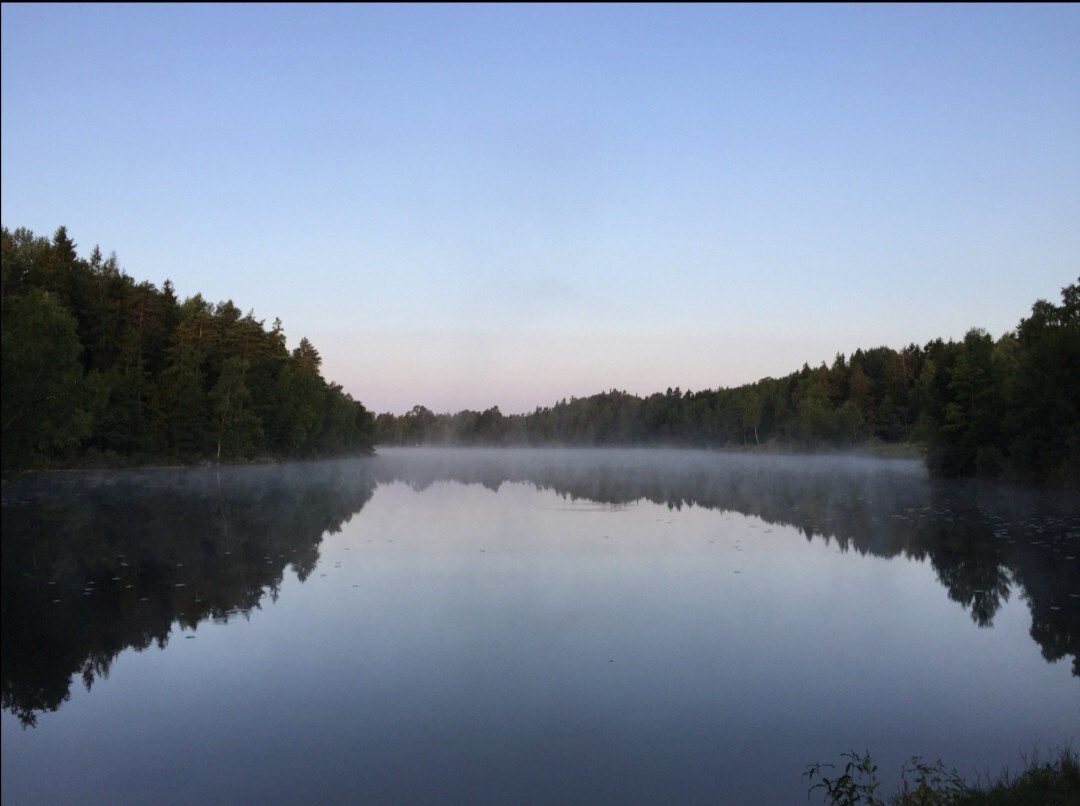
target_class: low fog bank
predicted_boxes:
[371,447,928,515]
[373,445,927,483]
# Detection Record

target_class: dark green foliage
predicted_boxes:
[806,747,1080,805]
[805,750,884,805]
[959,746,1080,805]
[1,226,374,472]
[1,288,93,469]
[373,280,1079,486]
[1006,283,1080,486]
[925,329,1006,477]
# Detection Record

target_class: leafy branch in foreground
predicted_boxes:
[804,750,884,805]
[804,746,1079,805]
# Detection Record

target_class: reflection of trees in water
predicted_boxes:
[1,460,377,727]
[3,450,1076,728]
[910,486,1079,676]
[372,449,1080,677]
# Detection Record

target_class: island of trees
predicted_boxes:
[374,280,1078,487]
[2,226,375,473]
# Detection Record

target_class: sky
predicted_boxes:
[2,4,1078,415]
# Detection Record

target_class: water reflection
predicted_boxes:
[2,449,1077,729]
[370,449,1079,675]
[1,460,377,726]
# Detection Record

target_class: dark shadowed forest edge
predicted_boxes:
[1,226,376,473]
[2,226,1077,486]
[376,276,1078,487]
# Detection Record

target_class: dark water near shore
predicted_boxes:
[2,448,1078,804]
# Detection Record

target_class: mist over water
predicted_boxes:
[2,449,1077,804]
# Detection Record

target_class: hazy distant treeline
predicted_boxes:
[1,226,375,472]
[376,280,1079,486]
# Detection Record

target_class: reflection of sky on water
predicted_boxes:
[2,451,1077,805]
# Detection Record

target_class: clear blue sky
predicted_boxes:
[3,4,1077,414]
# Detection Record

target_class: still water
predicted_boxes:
[2,448,1077,804]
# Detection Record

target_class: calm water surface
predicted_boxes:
[2,449,1077,804]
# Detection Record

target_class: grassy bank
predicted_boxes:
[805,746,1079,805]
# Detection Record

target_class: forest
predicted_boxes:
[3,225,1076,485]
[1,226,375,472]
[375,280,1079,486]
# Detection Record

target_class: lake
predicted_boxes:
[2,448,1077,804]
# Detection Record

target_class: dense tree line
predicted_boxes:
[1,226,375,472]
[376,280,1079,486]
